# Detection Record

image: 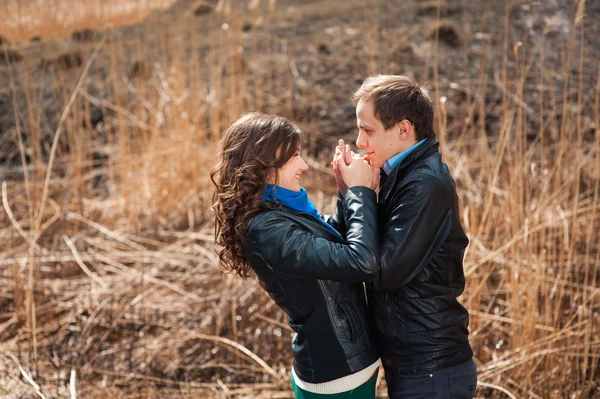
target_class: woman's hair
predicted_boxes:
[210,112,303,278]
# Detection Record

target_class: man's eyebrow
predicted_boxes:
[358,122,374,128]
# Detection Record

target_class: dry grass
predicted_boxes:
[0,0,599,398]
[0,48,23,65]
[191,0,214,16]
[0,34,11,46]
[0,0,177,42]
[416,0,463,16]
[40,48,84,70]
[428,19,463,48]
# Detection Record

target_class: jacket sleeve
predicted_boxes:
[246,187,379,282]
[372,175,453,294]
[320,192,346,236]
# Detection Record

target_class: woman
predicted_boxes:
[211,112,381,398]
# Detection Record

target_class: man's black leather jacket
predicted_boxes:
[244,186,380,383]
[342,139,473,374]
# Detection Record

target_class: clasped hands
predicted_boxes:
[330,139,380,195]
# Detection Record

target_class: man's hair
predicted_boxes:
[353,75,436,140]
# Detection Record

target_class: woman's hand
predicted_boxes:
[331,139,380,192]
[336,151,380,190]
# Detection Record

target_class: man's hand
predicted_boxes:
[367,157,381,192]
[336,153,376,189]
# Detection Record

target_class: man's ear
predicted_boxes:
[396,120,412,139]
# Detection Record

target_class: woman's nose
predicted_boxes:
[300,157,309,171]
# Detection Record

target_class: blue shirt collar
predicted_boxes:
[382,139,427,175]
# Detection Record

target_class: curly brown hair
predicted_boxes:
[210,112,303,278]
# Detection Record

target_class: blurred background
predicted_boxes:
[0,0,599,397]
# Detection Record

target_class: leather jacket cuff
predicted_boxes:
[344,186,377,204]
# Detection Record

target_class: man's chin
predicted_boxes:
[365,154,380,164]
[368,156,384,167]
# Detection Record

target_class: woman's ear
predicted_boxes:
[266,168,277,185]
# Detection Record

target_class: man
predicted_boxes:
[332,75,476,398]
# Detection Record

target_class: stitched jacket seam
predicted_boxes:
[318,280,351,363]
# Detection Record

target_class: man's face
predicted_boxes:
[355,99,404,166]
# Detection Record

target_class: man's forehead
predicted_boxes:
[357,100,375,116]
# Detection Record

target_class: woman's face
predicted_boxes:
[276,147,309,192]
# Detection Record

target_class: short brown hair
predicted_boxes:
[353,75,435,140]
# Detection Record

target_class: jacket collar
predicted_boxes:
[276,205,345,242]
[379,138,439,203]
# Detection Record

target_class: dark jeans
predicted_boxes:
[385,359,478,399]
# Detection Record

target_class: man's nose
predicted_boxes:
[356,131,367,149]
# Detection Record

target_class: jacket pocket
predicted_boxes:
[336,299,359,342]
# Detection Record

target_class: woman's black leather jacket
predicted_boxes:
[245,186,380,383]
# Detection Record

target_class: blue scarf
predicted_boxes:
[262,184,343,240]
